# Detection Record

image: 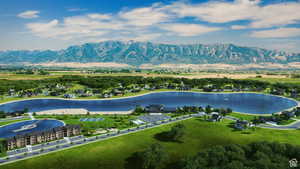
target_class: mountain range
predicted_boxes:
[0,41,299,66]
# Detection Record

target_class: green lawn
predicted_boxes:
[2,118,300,169]
[229,112,265,121]
[36,114,137,131]
[248,77,300,85]
[277,119,297,125]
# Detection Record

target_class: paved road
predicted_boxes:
[225,115,300,130]
[258,120,300,130]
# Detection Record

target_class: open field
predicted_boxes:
[36,114,137,131]
[2,118,300,169]
[0,71,290,80]
[229,112,263,121]
[277,119,298,125]
[248,77,300,85]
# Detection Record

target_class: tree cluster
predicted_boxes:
[164,124,186,142]
[127,141,300,169]
[179,142,300,169]
[133,143,168,169]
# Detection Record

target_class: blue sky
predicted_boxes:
[1,0,300,52]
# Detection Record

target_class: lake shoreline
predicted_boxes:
[0,91,298,115]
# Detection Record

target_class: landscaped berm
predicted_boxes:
[2,117,300,169]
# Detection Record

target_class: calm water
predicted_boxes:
[0,120,64,138]
[0,92,297,115]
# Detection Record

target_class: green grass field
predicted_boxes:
[36,114,137,131]
[277,119,297,125]
[2,118,300,169]
[229,112,264,121]
[248,77,300,84]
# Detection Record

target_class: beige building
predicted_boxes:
[6,125,81,150]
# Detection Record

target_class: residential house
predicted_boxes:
[208,112,222,122]
[234,120,252,130]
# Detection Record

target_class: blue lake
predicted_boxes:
[0,92,298,115]
[0,119,64,138]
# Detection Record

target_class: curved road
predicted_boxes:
[225,116,300,130]
[258,119,300,130]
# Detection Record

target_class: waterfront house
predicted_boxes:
[209,112,222,122]
[8,89,16,96]
[290,90,299,98]
[64,94,76,99]
[145,104,164,113]
[163,107,177,113]
[234,120,252,130]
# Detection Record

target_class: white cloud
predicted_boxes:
[130,33,162,41]
[119,4,171,27]
[168,0,259,23]
[63,15,122,30]
[250,3,300,28]
[250,28,300,38]
[26,18,109,39]
[231,25,247,30]
[167,0,300,28]
[27,20,58,34]
[24,0,300,44]
[18,10,40,19]
[26,4,171,41]
[87,13,111,20]
[160,24,221,36]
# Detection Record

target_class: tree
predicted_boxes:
[133,105,146,115]
[226,108,233,114]
[38,70,50,75]
[138,144,168,169]
[23,108,29,113]
[178,142,298,169]
[0,139,7,155]
[205,105,212,114]
[0,111,6,118]
[166,123,186,142]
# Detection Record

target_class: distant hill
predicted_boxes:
[0,41,299,66]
